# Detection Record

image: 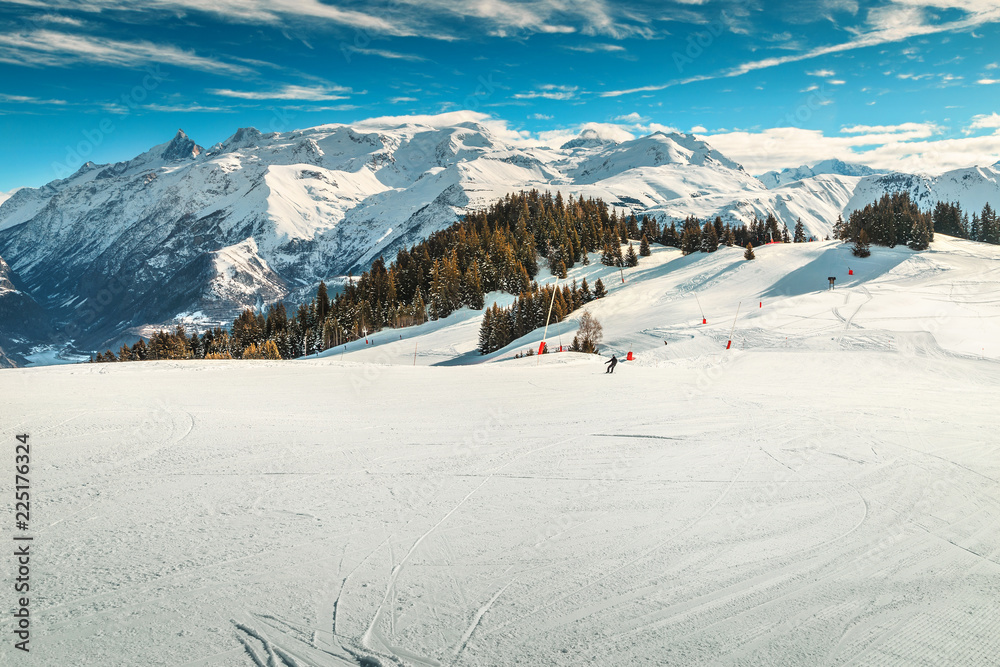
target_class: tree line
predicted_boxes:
[92,190,644,362]
[477,278,607,355]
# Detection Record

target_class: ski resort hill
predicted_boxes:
[318,235,1000,368]
[4,235,1000,665]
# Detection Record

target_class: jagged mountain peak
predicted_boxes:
[758,159,886,189]
[220,127,264,152]
[161,129,202,161]
[561,128,623,150]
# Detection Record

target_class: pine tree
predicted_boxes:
[593,278,607,298]
[909,215,930,250]
[625,243,639,267]
[852,229,871,258]
[600,243,616,267]
[478,306,493,354]
[793,218,806,243]
[833,215,845,241]
[680,225,700,255]
[744,243,755,260]
[700,221,719,253]
[639,234,651,257]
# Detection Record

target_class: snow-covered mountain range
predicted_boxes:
[1,112,999,361]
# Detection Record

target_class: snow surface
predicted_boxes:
[3,237,1000,666]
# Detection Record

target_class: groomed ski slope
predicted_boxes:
[3,237,1000,666]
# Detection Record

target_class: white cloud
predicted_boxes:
[967,113,1000,132]
[602,3,1000,97]
[613,112,647,122]
[0,29,251,74]
[827,79,846,85]
[13,0,657,40]
[513,85,579,101]
[807,69,837,77]
[563,43,627,53]
[690,125,708,133]
[840,122,942,138]
[977,78,1000,85]
[0,93,68,105]
[345,47,427,62]
[389,96,418,104]
[529,113,553,120]
[700,122,999,175]
[208,84,353,101]
[143,103,234,112]
[800,84,820,92]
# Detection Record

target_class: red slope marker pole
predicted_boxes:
[694,293,706,324]
[726,301,742,350]
[537,278,559,365]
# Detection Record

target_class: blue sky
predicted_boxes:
[1,0,1000,192]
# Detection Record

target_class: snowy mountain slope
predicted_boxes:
[758,158,888,189]
[843,165,1000,219]
[1,112,999,357]
[325,234,1000,370]
[4,235,1000,665]
[0,254,51,365]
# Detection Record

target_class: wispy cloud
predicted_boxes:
[563,43,627,53]
[389,96,418,104]
[601,4,1000,97]
[12,0,659,40]
[208,84,353,101]
[513,84,579,100]
[807,68,837,77]
[143,103,235,113]
[0,29,251,74]
[0,93,68,105]
[346,47,428,62]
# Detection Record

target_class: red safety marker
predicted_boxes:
[626,351,634,361]
[538,341,546,356]
[849,268,854,275]
[695,293,707,325]
[726,301,742,350]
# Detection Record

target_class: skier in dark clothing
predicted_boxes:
[605,355,618,374]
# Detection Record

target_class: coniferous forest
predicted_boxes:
[90,189,1000,363]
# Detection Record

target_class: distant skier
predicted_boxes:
[605,354,618,374]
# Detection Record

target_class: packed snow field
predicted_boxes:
[4,237,1000,666]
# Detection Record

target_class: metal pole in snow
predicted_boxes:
[413,341,417,366]
[538,278,559,364]
[726,301,742,350]
[694,293,706,324]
